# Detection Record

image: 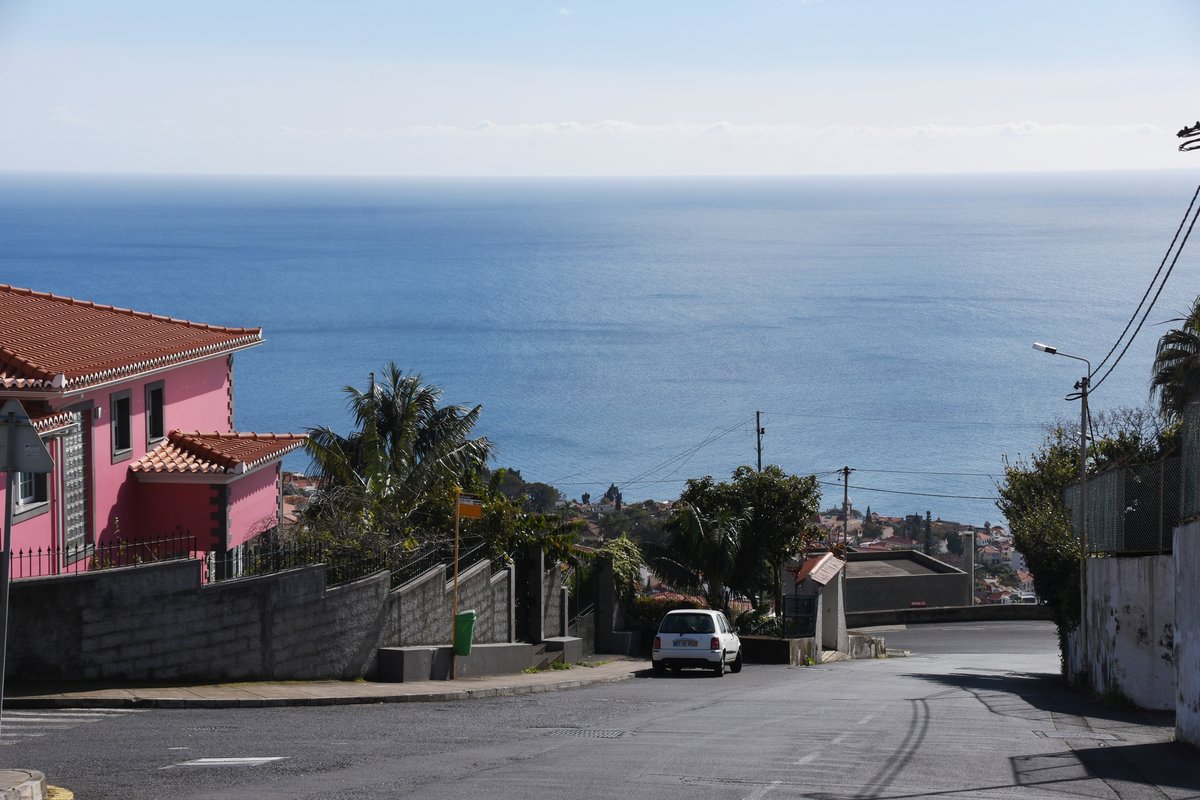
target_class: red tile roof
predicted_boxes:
[131,431,306,475]
[0,285,262,392]
[31,409,78,434]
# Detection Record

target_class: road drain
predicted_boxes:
[1034,730,1121,741]
[545,729,626,739]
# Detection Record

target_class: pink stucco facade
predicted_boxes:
[3,352,292,576]
[68,355,231,545]
[228,464,283,550]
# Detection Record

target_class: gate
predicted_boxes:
[781,595,817,638]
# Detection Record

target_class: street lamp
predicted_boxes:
[1033,342,1091,677]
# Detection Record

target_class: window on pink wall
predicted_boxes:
[145,382,165,443]
[111,389,132,462]
[12,470,49,523]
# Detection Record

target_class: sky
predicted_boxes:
[2,0,1199,176]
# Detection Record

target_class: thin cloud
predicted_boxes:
[274,119,1164,141]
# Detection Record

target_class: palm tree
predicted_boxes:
[1150,296,1200,424]
[305,363,494,536]
[648,503,754,613]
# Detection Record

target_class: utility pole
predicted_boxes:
[841,466,853,546]
[755,411,764,471]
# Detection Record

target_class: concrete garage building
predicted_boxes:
[844,550,969,613]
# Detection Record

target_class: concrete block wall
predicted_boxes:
[542,565,563,640]
[1083,555,1175,710]
[8,552,516,683]
[1176,524,1200,746]
[8,559,396,682]
[394,560,512,648]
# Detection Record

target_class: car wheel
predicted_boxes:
[652,660,666,675]
[730,650,743,674]
[712,655,724,677]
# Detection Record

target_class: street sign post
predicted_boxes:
[0,399,53,737]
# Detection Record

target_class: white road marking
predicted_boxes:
[795,752,820,765]
[856,714,875,725]
[832,733,850,745]
[167,757,289,768]
[0,709,143,745]
[743,780,781,800]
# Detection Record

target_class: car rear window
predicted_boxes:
[659,613,716,634]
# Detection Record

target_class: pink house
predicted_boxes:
[0,285,305,575]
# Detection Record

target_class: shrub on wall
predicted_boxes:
[627,593,706,632]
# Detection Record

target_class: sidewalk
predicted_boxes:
[4,657,647,710]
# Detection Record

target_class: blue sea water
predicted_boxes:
[4,170,1200,526]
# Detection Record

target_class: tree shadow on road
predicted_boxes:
[906,669,1175,730]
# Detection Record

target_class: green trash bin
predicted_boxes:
[454,609,477,656]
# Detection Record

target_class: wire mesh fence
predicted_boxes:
[1064,457,1181,555]
[1183,398,1200,520]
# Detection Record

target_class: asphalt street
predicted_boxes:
[9,621,1198,799]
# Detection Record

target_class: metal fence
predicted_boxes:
[1064,457,1181,555]
[10,531,498,589]
[213,533,495,589]
[9,533,199,580]
[781,594,817,638]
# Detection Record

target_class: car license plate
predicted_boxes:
[674,639,697,647]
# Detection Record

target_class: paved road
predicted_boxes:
[11,621,1198,799]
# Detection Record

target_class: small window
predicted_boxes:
[145,382,165,442]
[13,471,48,519]
[111,390,132,460]
[17,472,46,505]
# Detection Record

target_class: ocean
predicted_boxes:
[4,170,1199,526]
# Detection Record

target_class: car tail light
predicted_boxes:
[654,636,661,650]
[710,637,720,650]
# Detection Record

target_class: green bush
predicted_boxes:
[627,594,706,631]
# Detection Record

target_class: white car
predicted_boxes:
[652,609,743,677]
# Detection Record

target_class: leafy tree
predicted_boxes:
[594,506,670,547]
[524,482,562,513]
[581,492,591,506]
[664,465,821,611]
[469,478,580,565]
[996,425,1081,671]
[1150,295,1200,423]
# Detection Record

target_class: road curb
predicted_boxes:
[0,769,45,800]
[4,669,643,710]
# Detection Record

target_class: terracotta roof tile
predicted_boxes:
[0,285,262,392]
[131,431,307,475]
[31,410,79,434]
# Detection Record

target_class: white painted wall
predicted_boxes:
[1175,523,1200,746]
[1083,555,1175,711]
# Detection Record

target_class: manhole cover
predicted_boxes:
[545,729,625,739]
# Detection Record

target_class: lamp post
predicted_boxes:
[1033,342,1091,678]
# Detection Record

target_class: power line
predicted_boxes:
[816,479,999,501]
[618,417,752,490]
[760,410,1039,428]
[1091,182,1200,378]
[1091,183,1200,393]
[849,467,998,478]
